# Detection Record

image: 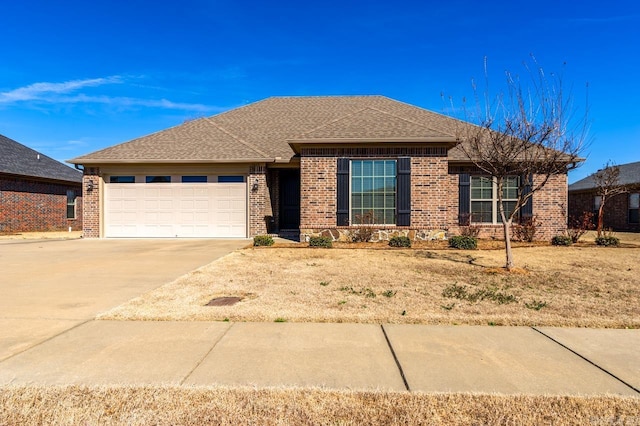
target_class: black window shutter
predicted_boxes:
[521,174,533,219]
[397,157,411,226]
[336,158,350,226]
[458,173,471,225]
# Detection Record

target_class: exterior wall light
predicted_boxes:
[86,179,95,192]
[251,179,259,192]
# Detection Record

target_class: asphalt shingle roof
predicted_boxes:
[569,161,640,191]
[70,96,474,164]
[1,134,82,183]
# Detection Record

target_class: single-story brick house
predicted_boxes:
[69,96,569,241]
[1,134,83,233]
[568,161,640,232]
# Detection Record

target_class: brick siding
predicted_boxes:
[82,168,100,238]
[299,149,568,241]
[299,147,451,240]
[249,164,269,236]
[0,176,82,233]
[569,186,640,232]
[447,173,568,241]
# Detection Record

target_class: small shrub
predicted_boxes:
[595,235,620,247]
[459,213,481,237]
[274,317,287,323]
[253,235,274,246]
[551,235,573,246]
[567,211,595,243]
[309,236,333,248]
[351,210,377,242]
[442,283,517,305]
[525,300,548,311]
[319,281,330,286]
[511,215,541,242]
[382,290,397,298]
[389,236,411,248]
[449,235,477,250]
[363,288,376,298]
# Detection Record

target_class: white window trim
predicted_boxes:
[470,176,519,224]
[66,190,77,220]
[348,159,397,226]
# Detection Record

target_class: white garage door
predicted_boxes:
[105,183,246,238]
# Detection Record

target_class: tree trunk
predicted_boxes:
[597,201,605,237]
[501,211,515,270]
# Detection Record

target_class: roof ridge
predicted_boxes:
[374,95,473,136]
[295,107,371,138]
[365,106,450,136]
[203,117,271,158]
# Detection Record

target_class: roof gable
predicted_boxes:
[0,134,82,183]
[70,95,473,164]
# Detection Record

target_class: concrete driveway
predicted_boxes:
[0,238,248,360]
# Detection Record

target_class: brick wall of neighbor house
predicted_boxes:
[82,168,100,238]
[569,188,640,232]
[0,176,82,233]
[299,147,450,241]
[249,164,268,236]
[447,172,568,241]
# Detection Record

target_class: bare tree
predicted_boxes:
[593,162,627,237]
[453,57,588,270]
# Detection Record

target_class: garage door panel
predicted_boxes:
[105,182,246,238]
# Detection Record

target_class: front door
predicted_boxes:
[279,169,300,230]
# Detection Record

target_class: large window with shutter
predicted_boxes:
[337,157,410,227]
[350,160,396,224]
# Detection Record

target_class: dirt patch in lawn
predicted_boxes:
[0,231,82,240]
[99,244,640,328]
[2,385,638,426]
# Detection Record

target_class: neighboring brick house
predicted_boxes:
[569,161,640,232]
[69,96,571,241]
[1,134,83,233]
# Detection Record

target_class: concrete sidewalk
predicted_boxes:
[0,321,638,396]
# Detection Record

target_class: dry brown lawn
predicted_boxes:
[0,230,82,240]
[1,385,638,426]
[99,244,640,328]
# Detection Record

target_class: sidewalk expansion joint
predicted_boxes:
[180,322,234,386]
[532,327,639,395]
[0,318,93,363]
[380,324,410,391]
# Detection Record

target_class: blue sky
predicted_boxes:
[1,0,638,182]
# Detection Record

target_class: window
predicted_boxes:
[630,193,639,224]
[594,195,602,212]
[218,175,244,183]
[350,160,396,225]
[109,176,135,183]
[66,190,77,219]
[470,176,519,223]
[182,176,207,183]
[145,176,171,183]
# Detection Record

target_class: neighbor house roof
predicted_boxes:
[569,161,640,192]
[70,96,474,164]
[0,134,82,183]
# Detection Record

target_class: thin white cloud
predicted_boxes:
[57,94,216,112]
[0,76,122,102]
[0,76,220,112]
